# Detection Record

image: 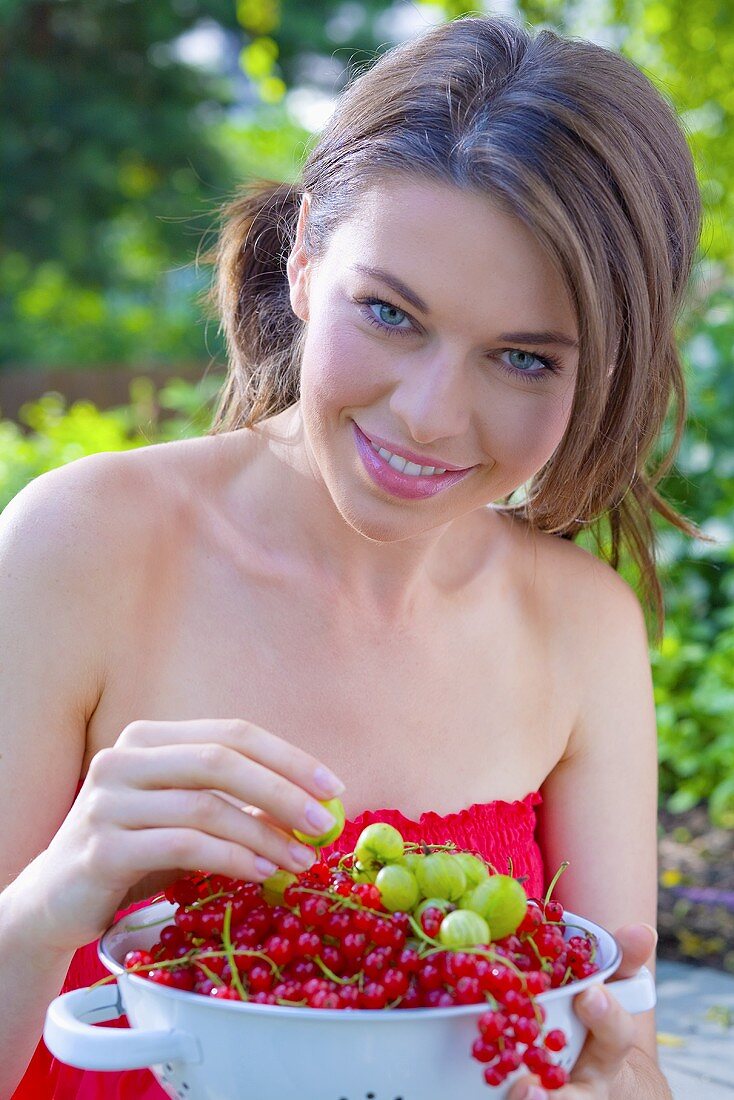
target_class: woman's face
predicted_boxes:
[287,175,579,543]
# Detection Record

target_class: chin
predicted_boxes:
[330,490,447,544]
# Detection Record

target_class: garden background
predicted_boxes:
[1,0,733,971]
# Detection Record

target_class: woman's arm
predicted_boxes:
[0,460,112,1094]
[530,559,669,1098]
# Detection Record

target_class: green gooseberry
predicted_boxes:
[292,797,345,848]
[416,851,467,902]
[438,908,491,948]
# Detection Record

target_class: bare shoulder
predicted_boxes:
[3,442,165,566]
[494,511,645,643]
[2,433,235,553]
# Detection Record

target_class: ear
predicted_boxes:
[286,191,313,322]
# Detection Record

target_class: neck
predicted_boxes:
[231,405,475,625]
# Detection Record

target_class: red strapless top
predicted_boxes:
[13,792,544,1099]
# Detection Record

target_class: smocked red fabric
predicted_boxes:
[13,792,544,1098]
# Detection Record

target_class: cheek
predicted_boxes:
[481,386,575,475]
[299,315,388,416]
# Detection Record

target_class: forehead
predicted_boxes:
[323,175,577,339]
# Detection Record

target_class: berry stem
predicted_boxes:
[194,961,225,988]
[543,861,569,909]
[221,902,249,1002]
[524,935,553,972]
[313,956,360,986]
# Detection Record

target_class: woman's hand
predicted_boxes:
[507,924,658,1099]
[31,718,346,955]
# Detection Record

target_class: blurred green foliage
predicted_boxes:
[0,0,387,367]
[519,0,733,264]
[0,375,219,507]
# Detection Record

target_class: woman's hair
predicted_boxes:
[205,13,704,640]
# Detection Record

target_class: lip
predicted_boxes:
[357,428,472,472]
[352,422,476,501]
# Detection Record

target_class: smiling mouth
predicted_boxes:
[367,440,448,477]
[358,428,474,477]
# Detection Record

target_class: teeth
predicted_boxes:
[387,453,407,473]
[372,440,447,477]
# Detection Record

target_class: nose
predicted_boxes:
[388,352,472,446]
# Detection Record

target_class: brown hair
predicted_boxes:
[205,13,705,641]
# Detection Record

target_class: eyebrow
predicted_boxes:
[352,263,579,350]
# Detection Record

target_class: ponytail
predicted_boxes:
[205,179,306,433]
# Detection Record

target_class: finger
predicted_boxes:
[94,823,289,888]
[610,923,658,980]
[215,797,301,848]
[245,803,296,835]
[96,742,341,840]
[104,787,318,875]
[568,981,637,1086]
[505,1073,550,1100]
[117,718,346,799]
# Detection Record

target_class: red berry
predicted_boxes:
[544,899,564,921]
[541,1062,569,1089]
[523,1045,550,1072]
[360,981,388,1009]
[497,1047,522,1073]
[263,935,295,967]
[295,931,321,958]
[471,1037,497,1063]
[544,1028,567,1052]
[383,968,409,1000]
[397,947,420,974]
[124,950,153,971]
[517,905,544,934]
[399,978,422,1008]
[364,948,392,980]
[483,1065,506,1086]
[525,970,552,996]
[342,931,368,960]
[339,984,360,1007]
[248,964,273,993]
[416,962,443,993]
[453,976,483,1004]
[420,908,443,938]
[513,1016,541,1043]
[210,985,241,1000]
[300,895,330,927]
[478,1010,508,1041]
[147,969,174,986]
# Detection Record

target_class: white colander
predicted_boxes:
[44,898,655,1100]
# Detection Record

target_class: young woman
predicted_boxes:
[0,13,702,1099]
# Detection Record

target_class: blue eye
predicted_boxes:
[355,295,563,383]
[360,298,414,335]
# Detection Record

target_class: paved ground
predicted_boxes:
[656,960,734,1098]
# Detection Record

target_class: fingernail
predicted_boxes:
[313,765,346,797]
[306,800,337,831]
[583,985,608,1019]
[289,842,316,869]
[254,856,278,878]
[641,923,659,948]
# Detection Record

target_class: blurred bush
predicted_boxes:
[0,374,219,508]
[653,624,734,827]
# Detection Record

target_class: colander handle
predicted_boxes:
[604,965,657,1014]
[44,983,202,1070]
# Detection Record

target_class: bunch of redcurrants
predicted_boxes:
[121,818,598,1091]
